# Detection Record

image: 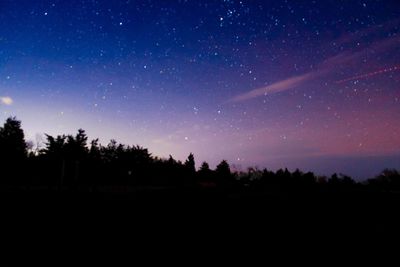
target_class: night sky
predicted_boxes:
[1,0,399,179]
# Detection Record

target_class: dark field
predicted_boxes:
[3,186,399,242]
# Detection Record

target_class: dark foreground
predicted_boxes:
[2,187,400,244]
[1,188,399,264]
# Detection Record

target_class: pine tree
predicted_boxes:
[0,117,27,161]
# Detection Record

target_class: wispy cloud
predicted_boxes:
[0,96,13,105]
[227,53,343,103]
[228,22,400,103]
[228,72,317,103]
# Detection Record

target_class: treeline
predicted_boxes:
[0,116,399,192]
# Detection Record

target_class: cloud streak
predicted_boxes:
[0,96,13,105]
[228,25,400,103]
[226,54,341,103]
[228,72,317,103]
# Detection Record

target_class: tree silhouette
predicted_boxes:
[0,117,27,182]
[89,139,101,160]
[367,169,400,191]
[64,128,88,160]
[198,161,216,186]
[184,153,196,174]
[183,153,196,186]
[0,117,27,161]
[42,134,67,158]
[1,114,400,214]
[216,160,230,175]
[199,161,210,173]
[215,160,233,186]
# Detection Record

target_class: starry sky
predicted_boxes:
[1,0,400,179]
